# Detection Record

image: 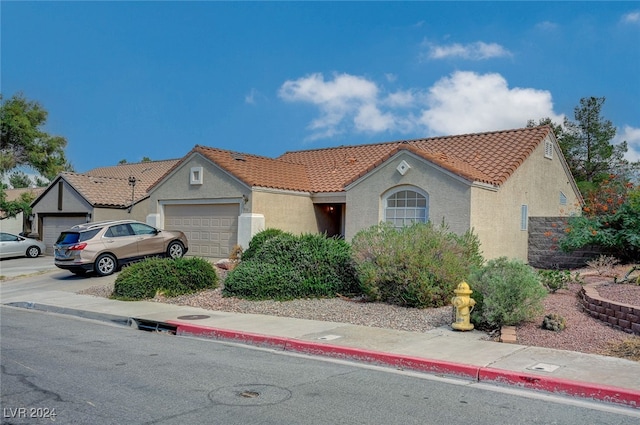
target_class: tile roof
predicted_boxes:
[193,146,313,192]
[82,126,553,203]
[54,159,180,208]
[278,126,552,192]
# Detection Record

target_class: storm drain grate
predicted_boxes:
[131,318,177,335]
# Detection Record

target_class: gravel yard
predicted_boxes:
[78,266,640,359]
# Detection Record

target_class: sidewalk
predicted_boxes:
[2,279,640,411]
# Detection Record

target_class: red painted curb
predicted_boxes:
[479,368,640,409]
[169,321,640,409]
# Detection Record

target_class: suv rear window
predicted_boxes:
[56,229,100,244]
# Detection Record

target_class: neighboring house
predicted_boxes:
[0,187,45,235]
[30,160,179,253]
[146,125,582,262]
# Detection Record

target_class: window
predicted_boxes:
[105,224,133,238]
[521,205,528,231]
[385,189,429,228]
[190,166,203,185]
[559,191,567,206]
[544,140,553,159]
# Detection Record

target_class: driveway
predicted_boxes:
[0,255,58,279]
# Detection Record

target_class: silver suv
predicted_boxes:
[54,220,189,276]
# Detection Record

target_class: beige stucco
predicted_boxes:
[147,154,250,222]
[470,135,581,260]
[30,180,92,235]
[251,189,318,234]
[344,151,472,240]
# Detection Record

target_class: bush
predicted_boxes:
[538,269,572,293]
[468,257,547,328]
[351,222,483,308]
[112,257,218,300]
[240,228,288,261]
[223,233,360,300]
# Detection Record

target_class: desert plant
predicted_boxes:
[542,313,566,331]
[351,222,483,308]
[538,269,572,293]
[112,257,218,300]
[586,255,620,276]
[223,233,359,300]
[468,257,547,328]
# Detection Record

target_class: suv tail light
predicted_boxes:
[68,243,87,251]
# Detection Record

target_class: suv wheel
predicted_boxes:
[167,241,185,259]
[95,253,117,276]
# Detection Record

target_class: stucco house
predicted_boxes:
[145,125,582,262]
[30,159,179,253]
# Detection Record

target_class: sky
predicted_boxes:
[2,1,639,177]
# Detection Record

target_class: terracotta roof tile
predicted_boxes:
[59,173,144,207]
[279,126,551,191]
[193,146,312,192]
[86,159,180,191]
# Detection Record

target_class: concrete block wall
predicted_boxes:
[578,284,640,335]
[528,217,603,269]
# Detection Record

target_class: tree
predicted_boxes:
[528,97,637,194]
[8,170,32,188]
[1,92,72,180]
[560,176,640,261]
[1,92,72,218]
[561,97,627,190]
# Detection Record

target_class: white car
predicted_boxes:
[0,232,47,259]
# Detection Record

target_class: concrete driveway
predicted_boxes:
[0,255,58,279]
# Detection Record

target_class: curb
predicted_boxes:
[168,320,640,410]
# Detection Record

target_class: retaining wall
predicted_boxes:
[528,217,603,269]
[578,284,640,335]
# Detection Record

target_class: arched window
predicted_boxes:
[384,189,429,228]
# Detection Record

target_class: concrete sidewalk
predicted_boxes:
[2,280,640,411]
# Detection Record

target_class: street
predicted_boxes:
[2,306,639,425]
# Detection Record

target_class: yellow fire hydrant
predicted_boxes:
[451,281,476,331]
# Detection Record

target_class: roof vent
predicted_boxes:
[231,152,246,161]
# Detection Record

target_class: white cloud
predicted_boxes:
[279,73,393,139]
[535,21,559,31]
[425,41,512,60]
[279,70,563,141]
[622,11,640,24]
[615,125,640,162]
[420,71,564,135]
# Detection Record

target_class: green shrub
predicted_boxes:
[351,222,484,308]
[240,228,288,261]
[538,269,572,293]
[468,257,547,328]
[223,233,359,300]
[112,257,218,300]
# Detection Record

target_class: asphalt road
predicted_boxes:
[2,306,639,425]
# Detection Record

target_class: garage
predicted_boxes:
[42,215,87,254]
[164,204,239,259]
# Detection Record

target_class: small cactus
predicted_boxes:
[542,313,566,332]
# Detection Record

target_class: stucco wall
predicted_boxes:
[344,152,471,240]
[470,136,581,261]
[252,189,318,234]
[91,200,150,224]
[30,180,92,235]
[147,154,250,221]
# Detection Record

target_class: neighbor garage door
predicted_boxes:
[42,215,87,254]
[164,204,239,259]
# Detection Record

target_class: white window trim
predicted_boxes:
[383,187,429,228]
[190,166,203,185]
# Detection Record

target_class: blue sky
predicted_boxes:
[2,1,639,176]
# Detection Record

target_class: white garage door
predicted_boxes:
[42,215,87,254]
[164,204,239,259]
